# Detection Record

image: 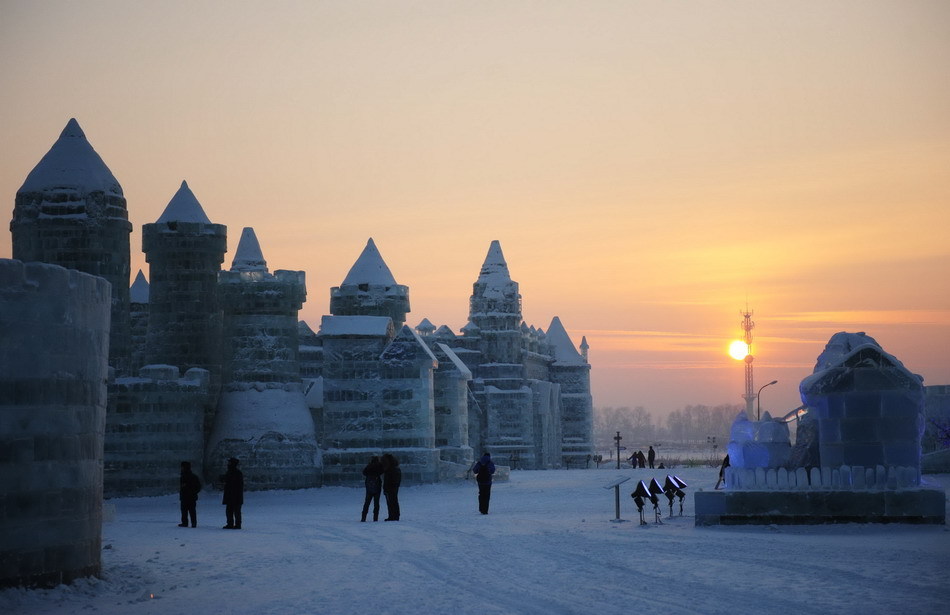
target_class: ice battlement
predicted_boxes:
[725,463,920,491]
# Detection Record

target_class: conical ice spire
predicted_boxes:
[18,118,123,196]
[546,316,586,365]
[156,181,212,224]
[129,269,150,304]
[477,240,511,285]
[341,238,398,286]
[230,227,268,272]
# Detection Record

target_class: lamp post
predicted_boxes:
[756,380,778,421]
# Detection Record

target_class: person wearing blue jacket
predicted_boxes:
[472,452,496,514]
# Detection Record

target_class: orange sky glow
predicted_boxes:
[2,1,948,419]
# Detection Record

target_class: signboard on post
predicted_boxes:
[603,476,631,522]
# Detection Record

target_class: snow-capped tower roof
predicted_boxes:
[129,269,150,304]
[342,238,398,286]
[330,238,410,329]
[156,181,213,224]
[230,227,268,272]
[546,316,587,365]
[18,118,124,197]
[477,240,512,286]
[416,318,436,335]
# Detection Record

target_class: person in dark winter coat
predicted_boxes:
[361,456,383,522]
[648,446,656,469]
[715,454,731,490]
[472,452,496,514]
[221,457,244,529]
[636,450,646,468]
[178,461,202,528]
[381,453,401,521]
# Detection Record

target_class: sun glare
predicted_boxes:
[728,340,750,361]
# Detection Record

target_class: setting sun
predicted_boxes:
[728,340,750,361]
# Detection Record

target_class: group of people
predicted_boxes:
[358,451,497,520]
[178,457,244,530]
[360,453,402,522]
[180,451,498,529]
[627,445,657,469]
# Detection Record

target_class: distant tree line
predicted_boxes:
[593,404,744,453]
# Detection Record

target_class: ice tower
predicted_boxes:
[11,119,132,375]
[329,238,410,329]
[128,270,149,374]
[0,260,110,587]
[207,228,321,489]
[142,181,227,381]
[546,316,594,468]
[465,240,539,467]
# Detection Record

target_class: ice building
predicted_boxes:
[696,331,944,525]
[5,120,594,512]
[10,119,132,376]
[423,240,594,470]
[207,228,320,489]
[0,260,110,588]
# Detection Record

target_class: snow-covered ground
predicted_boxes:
[3,468,947,615]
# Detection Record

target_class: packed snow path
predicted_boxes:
[2,469,946,614]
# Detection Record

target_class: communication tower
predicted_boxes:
[741,307,755,416]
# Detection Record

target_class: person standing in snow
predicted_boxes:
[715,454,730,490]
[178,461,202,528]
[222,457,244,529]
[648,446,656,469]
[361,456,383,522]
[472,452,496,514]
[381,453,401,521]
[626,452,637,468]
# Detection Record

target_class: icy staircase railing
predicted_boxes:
[725,464,920,491]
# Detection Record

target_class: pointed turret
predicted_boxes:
[477,240,511,286]
[156,181,212,224]
[128,270,150,374]
[342,238,398,286]
[468,240,522,364]
[129,270,150,304]
[416,318,436,336]
[330,238,410,329]
[12,118,132,374]
[17,118,124,197]
[580,336,590,362]
[142,181,227,376]
[230,227,268,272]
[545,316,594,469]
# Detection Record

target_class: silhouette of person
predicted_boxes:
[222,457,244,529]
[637,450,646,468]
[361,456,383,522]
[648,446,656,469]
[715,454,731,490]
[178,461,201,528]
[381,453,401,521]
[472,452,496,514]
[626,452,637,467]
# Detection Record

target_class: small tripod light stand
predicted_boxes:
[663,475,688,516]
[648,478,665,524]
[630,480,651,525]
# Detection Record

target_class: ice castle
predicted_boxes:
[1,119,595,585]
[8,120,594,492]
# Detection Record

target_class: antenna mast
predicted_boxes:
[741,306,755,416]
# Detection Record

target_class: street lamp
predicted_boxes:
[756,380,778,421]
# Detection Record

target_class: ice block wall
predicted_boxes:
[0,260,110,587]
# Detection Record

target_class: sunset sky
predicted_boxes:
[2,1,948,419]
